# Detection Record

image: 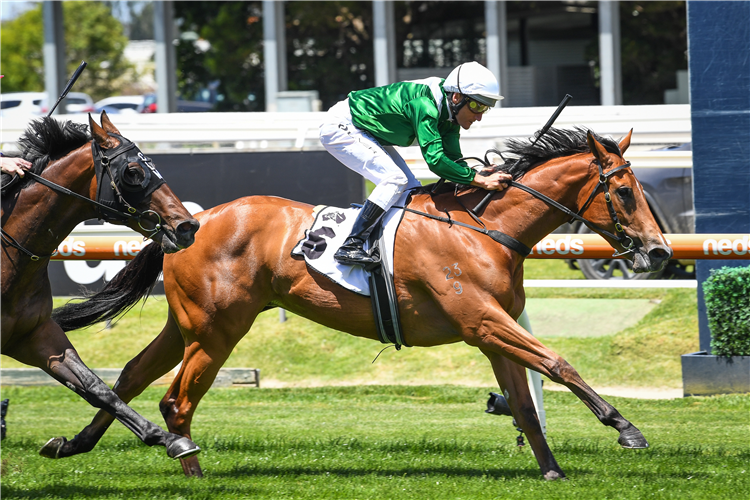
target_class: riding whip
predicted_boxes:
[46,60,87,117]
[472,94,573,214]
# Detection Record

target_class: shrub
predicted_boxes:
[703,265,750,356]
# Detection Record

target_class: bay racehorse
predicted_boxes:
[1,113,201,460]
[51,128,672,479]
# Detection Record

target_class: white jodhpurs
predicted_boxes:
[319,99,422,211]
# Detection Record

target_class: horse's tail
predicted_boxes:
[52,242,165,332]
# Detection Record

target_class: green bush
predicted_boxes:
[703,265,750,356]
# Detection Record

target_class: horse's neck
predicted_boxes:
[5,145,98,255]
[484,155,595,247]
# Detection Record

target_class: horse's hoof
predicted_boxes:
[618,424,649,449]
[543,470,567,481]
[39,436,67,459]
[166,435,201,460]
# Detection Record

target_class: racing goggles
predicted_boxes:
[466,98,491,115]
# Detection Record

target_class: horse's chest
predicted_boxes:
[0,280,52,343]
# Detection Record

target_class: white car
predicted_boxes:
[39,92,95,115]
[94,95,144,115]
[0,92,46,117]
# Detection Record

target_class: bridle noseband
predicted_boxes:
[575,160,635,256]
[1,134,167,261]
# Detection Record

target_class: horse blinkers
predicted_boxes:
[93,135,166,233]
[120,154,153,193]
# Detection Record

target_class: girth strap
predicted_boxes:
[366,231,409,348]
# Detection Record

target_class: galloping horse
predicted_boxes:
[1,113,201,459]
[52,128,672,479]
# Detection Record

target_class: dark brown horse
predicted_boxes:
[52,128,672,479]
[1,113,201,460]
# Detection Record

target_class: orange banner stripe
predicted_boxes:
[50,234,750,261]
[528,234,750,259]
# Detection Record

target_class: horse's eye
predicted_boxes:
[616,186,633,199]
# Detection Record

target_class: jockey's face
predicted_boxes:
[452,93,484,130]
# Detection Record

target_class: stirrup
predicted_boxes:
[334,239,379,266]
[334,248,378,266]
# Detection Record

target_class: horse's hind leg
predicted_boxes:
[49,313,187,458]
[482,350,565,481]
[470,309,648,450]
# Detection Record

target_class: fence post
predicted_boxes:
[517,308,547,439]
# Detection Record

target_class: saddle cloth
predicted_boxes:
[291,205,404,296]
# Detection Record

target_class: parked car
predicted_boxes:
[0,92,46,117]
[564,143,695,280]
[94,95,144,115]
[137,93,213,113]
[39,92,95,115]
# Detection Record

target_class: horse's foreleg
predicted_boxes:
[471,312,648,449]
[159,340,232,478]
[482,349,565,480]
[52,315,187,458]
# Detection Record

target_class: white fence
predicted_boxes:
[1,104,691,157]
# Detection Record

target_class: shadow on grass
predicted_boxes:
[210,463,546,481]
[1,484,261,499]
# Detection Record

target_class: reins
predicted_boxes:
[1,136,165,261]
[1,169,122,261]
[20,169,140,221]
[0,228,51,261]
[403,151,636,258]
[401,202,532,257]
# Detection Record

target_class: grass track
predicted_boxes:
[1,386,748,499]
[1,260,699,389]
[1,260,743,498]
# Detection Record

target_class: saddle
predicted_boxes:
[291,203,408,349]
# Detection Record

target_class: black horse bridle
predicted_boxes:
[404,154,637,258]
[1,134,167,261]
[493,157,636,256]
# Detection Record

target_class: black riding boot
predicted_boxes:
[334,200,385,266]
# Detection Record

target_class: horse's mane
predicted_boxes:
[5,117,91,191]
[416,126,622,195]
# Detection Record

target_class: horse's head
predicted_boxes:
[580,130,672,273]
[89,112,200,253]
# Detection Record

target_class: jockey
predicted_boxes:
[319,61,512,267]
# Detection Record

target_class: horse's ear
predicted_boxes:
[100,110,121,136]
[88,114,117,149]
[619,129,633,155]
[586,130,613,169]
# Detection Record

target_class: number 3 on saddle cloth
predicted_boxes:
[291,204,408,348]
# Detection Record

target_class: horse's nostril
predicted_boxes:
[177,219,200,237]
[648,246,672,261]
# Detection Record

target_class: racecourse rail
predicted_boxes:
[50,232,750,262]
[1,104,691,154]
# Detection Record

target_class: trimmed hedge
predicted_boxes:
[703,265,750,356]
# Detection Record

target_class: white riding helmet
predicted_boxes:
[444,61,503,107]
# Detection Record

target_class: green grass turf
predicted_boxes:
[1,259,698,389]
[1,386,748,499]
